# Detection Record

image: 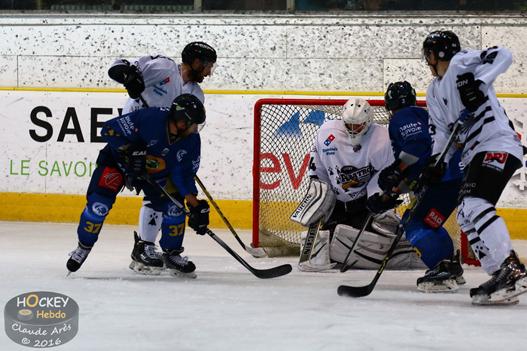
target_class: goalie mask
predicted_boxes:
[342,98,373,146]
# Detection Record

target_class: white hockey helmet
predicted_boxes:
[342,98,373,146]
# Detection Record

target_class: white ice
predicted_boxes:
[1,221,526,351]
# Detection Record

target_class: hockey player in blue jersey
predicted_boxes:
[367,81,465,292]
[66,94,209,278]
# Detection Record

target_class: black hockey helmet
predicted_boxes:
[169,94,206,126]
[384,81,416,111]
[423,30,460,61]
[181,41,217,65]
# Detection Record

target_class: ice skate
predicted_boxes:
[66,242,92,273]
[162,249,197,279]
[129,231,164,275]
[470,251,527,305]
[417,251,465,293]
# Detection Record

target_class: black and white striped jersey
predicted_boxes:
[426,47,523,166]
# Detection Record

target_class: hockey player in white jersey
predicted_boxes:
[294,98,424,272]
[107,42,216,274]
[422,30,527,304]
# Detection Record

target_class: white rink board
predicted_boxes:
[1,90,527,207]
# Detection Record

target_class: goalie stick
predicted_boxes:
[147,177,292,279]
[195,176,267,258]
[338,120,463,297]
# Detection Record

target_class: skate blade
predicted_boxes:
[471,295,519,306]
[417,279,459,293]
[298,262,337,272]
[129,261,163,276]
[456,275,466,285]
[479,276,527,304]
[167,268,197,279]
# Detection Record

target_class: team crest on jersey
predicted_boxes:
[324,134,335,146]
[482,152,508,172]
[336,165,372,190]
[146,156,166,174]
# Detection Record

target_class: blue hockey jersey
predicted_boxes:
[388,106,432,182]
[101,107,200,196]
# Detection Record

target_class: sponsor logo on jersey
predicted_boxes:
[176,150,187,162]
[160,77,170,85]
[399,121,423,139]
[116,115,135,136]
[424,208,445,229]
[323,134,335,146]
[482,152,508,171]
[322,147,337,155]
[92,202,109,217]
[98,166,123,191]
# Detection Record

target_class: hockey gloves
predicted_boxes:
[378,161,403,193]
[421,154,446,185]
[366,193,401,215]
[120,146,147,194]
[188,200,210,235]
[456,72,487,113]
[123,65,145,100]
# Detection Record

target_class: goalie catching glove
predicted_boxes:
[188,200,210,235]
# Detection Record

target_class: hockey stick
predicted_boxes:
[338,121,463,297]
[194,176,267,258]
[146,177,292,279]
[339,214,374,273]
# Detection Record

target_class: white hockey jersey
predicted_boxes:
[426,47,523,165]
[308,120,394,202]
[115,55,205,114]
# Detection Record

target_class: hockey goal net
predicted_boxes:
[252,98,479,265]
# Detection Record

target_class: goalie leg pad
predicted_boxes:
[298,230,336,272]
[291,179,336,226]
[330,224,424,270]
[371,210,400,236]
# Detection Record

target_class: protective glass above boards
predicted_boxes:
[0,0,524,12]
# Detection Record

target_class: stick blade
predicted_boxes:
[337,284,373,298]
[253,264,292,279]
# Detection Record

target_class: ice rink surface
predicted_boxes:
[1,221,526,351]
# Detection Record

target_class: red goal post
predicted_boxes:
[252,97,479,265]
